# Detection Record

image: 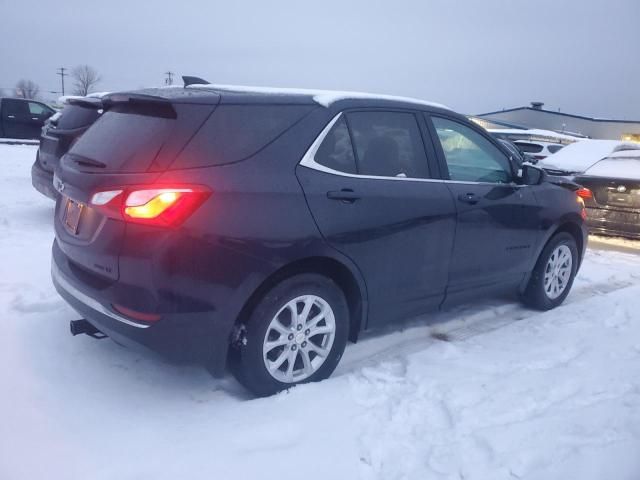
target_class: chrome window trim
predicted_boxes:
[299,113,524,187]
[51,261,151,329]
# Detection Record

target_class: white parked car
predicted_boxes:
[512,140,565,161]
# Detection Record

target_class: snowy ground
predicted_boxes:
[1,144,640,480]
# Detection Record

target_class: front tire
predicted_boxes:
[231,274,349,397]
[522,232,578,310]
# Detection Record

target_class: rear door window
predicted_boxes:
[175,105,315,168]
[346,111,430,178]
[28,102,48,115]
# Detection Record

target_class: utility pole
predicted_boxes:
[56,67,67,96]
[164,71,174,85]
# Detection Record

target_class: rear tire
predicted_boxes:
[231,274,349,397]
[522,232,578,310]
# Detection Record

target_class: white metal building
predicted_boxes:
[475,102,640,142]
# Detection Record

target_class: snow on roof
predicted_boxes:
[85,91,110,98]
[57,95,84,105]
[57,92,110,105]
[488,128,582,142]
[585,158,640,181]
[190,83,450,110]
[538,140,639,173]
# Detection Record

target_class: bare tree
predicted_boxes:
[15,79,40,99]
[71,65,101,96]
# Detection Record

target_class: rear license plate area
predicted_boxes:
[608,193,631,207]
[64,198,84,234]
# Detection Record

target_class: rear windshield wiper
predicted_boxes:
[72,157,106,169]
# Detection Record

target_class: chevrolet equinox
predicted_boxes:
[51,85,588,396]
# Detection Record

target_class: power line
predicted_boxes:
[164,71,174,85]
[56,67,67,96]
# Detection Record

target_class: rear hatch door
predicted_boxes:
[576,158,640,211]
[54,91,219,281]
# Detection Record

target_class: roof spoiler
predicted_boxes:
[66,97,103,109]
[102,93,177,118]
[183,76,210,87]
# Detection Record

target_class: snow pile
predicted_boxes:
[539,140,638,173]
[1,144,640,480]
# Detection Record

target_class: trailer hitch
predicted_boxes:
[70,319,107,339]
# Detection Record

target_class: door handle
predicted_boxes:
[457,192,479,205]
[32,117,39,120]
[327,189,360,203]
[7,115,15,119]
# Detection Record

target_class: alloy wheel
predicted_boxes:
[543,244,573,300]
[262,295,336,383]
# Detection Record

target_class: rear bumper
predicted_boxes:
[31,159,57,200]
[51,241,232,375]
[586,207,640,239]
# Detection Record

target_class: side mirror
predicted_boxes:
[520,164,546,185]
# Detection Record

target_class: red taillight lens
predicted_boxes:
[90,185,210,227]
[576,188,593,200]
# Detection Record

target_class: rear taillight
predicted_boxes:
[576,188,593,200]
[576,188,591,220]
[90,185,210,227]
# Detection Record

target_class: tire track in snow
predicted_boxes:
[336,275,638,376]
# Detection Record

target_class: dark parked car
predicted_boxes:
[575,152,640,238]
[32,97,103,199]
[0,97,55,139]
[51,86,587,396]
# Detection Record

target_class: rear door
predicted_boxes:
[426,114,539,298]
[297,110,457,328]
[1,99,32,138]
[26,101,54,138]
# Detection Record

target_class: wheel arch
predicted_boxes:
[519,218,586,293]
[232,256,367,346]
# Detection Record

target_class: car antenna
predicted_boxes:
[182,76,210,87]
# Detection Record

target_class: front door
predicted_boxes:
[297,110,457,327]
[427,115,538,297]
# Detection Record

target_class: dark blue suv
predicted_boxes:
[51,85,587,396]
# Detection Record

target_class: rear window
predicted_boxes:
[69,103,214,172]
[547,144,564,154]
[174,105,315,168]
[56,104,101,130]
[514,142,543,153]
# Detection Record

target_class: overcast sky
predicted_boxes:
[1,0,638,118]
